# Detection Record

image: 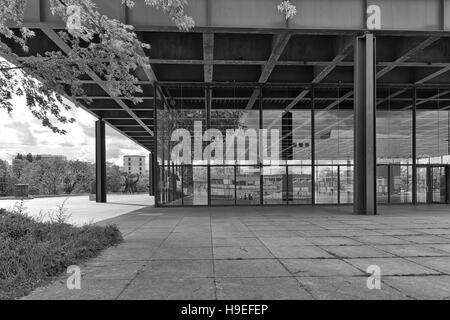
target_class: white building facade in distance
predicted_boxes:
[123,155,146,176]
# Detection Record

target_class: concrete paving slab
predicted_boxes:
[408,257,450,274]
[82,261,146,280]
[216,277,313,300]
[266,245,334,259]
[306,236,362,246]
[259,236,313,247]
[320,245,395,258]
[344,258,440,276]
[396,235,450,244]
[382,276,450,300]
[297,277,409,300]
[118,278,216,300]
[214,259,291,278]
[281,259,365,277]
[374,244,450,257]
[151,247,213,260]
[23,279,129,300]
[139,260,214,279]
[212,237,262,247]
[18,203,450,300]
[94,247,154,261]
[352,235,412,245]
[213,246,274,259]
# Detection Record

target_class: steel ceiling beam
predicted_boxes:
[40,26,154,138]
[246,32,291,110]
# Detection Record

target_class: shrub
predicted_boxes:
[0,208,123,300]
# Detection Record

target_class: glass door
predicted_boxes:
[430,166,448,204]
[416,166,449,204]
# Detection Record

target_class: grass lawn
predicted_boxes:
[0,208,123,300]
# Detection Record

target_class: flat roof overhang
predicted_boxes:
[5,0,450,152]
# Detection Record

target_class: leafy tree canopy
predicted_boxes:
[0,0,194,134]
[0,0,297,134]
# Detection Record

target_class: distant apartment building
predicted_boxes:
[123,155,146,176]
[38,154,67,161]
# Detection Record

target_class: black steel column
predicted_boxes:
[259,85,264,205]
[311,86,316,205]
[153,83,159,207]
[446,165,450,204]
[149,153,155,196]
[412,87,417,204]
[95,119,107,203]
[354,33,377,215]
[206,85,211,206]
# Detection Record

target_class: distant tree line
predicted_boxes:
[0,154,148,197]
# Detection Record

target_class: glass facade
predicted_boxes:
[155,84,450,207]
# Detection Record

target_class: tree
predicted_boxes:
[277,1,297,20]
[12,158,28,180]
[19,160,44,194]
[1,1,298,134]
[106,163,122,192]
[0,159,17,196]
[25,153,33,162]
[63,160,94,194]
[0,0,194,134]
[34,158,67,195]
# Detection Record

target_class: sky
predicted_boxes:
[0,94,149,166]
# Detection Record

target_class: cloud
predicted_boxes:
[60,141,75,147]
[4,121,37,145]
[1,93,148,166]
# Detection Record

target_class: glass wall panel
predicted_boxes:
[262,87,312,165]
[314,87,354,165]
[315,165,338,204]
[416,166,428,203]
[376,88,413,165]
[210,166,235,205]
[416,88,450,165]
[390,165,413,203]
[314,87,353,205]
[288,166,312,204]
[156,85,207,206]
[262,165,285,204]
[236,166,260,205]
[182,166,208,206]
[339,165,353,204]
[210,86,259,165]
[376,165,389,203]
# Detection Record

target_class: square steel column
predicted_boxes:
[95,119,107,203]
[354,33,376,215]
[149,152,155,196]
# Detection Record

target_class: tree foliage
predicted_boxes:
[0,0,194,133]
[1,0,298,134]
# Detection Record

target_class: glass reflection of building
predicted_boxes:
[155,84,450,207]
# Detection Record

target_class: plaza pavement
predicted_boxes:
[0,194,152,225]
[22,204,450,300]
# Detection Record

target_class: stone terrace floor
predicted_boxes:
[23,204,450,300]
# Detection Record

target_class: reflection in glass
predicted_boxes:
[262,166,285,204]
[236,166,260,205]
[416,88,450,165]
[288,166,312,204]
[182,166,208,205]
[315,166,338,204]
[339,165,353,204]
[376,88,413,165]
[210,166,235,205]
[376,165,389,204]
[390,165,412,204]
